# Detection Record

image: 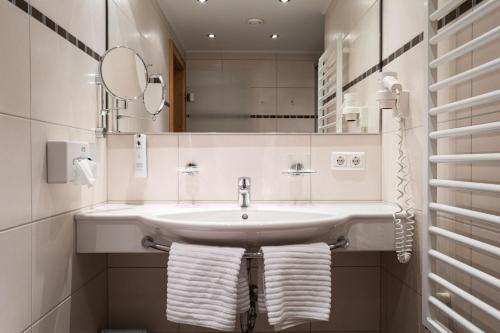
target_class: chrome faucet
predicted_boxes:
[238,177,251,208]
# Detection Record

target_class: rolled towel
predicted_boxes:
[166,243,248,332]
[259,243,332,331]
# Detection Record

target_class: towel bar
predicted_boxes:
[141,236,350,258]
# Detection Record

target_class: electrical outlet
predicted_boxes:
[331,152,365,170]
[331,153,348,169]
[348,152,365,169]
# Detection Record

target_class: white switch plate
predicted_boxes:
[331,152,365,170]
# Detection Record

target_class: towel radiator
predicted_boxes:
[317,34,343,133]
[141,236,350,258]
[423,0,500,332]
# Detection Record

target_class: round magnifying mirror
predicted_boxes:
[143,74,166,116]
[99,46,148,100]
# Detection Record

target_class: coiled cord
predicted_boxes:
[392,92,416,264]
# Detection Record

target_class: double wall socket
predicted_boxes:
[331,152,365,170]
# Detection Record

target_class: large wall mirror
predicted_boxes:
[106,0,381,134]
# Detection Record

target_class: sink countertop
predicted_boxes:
[76,202,399,221]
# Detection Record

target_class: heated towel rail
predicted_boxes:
[317,34,343,133]
[141,236,350,258]
[423,0,500,332]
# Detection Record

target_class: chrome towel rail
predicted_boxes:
[141,236,350,259]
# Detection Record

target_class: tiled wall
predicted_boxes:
[379,1,500,333]
[186,52,318,133]
[106,133,381,203]
[108,0,183,133]
[0,1,107,332]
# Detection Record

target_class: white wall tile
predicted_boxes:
[30,19,99,130]
[381,44,425,133]
[30,0,106,54]
[0,1,30,119]
[382,0,424,58]
[311,135,381,201]
[107,134,179,201]
[0,114,31,231]
[0,225,31,333]
[178,134,311,201]
[31,212,106,320]
[31,121,107,220]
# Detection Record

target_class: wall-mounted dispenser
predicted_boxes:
[47,141,97,187]
[341,92,368,132]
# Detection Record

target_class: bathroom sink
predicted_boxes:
[143,207,341,246]
[75,203,398,252]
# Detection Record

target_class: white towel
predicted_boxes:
[259,243,332,331]
[166,243,249,331]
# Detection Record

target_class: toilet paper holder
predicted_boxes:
[47,140,97,184]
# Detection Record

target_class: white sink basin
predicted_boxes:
[144,207,342,246]
[75,203,398,252]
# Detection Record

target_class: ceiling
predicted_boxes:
[157,0,331,53]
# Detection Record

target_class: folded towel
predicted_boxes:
[166,243,249,331]
[259,243,332,331]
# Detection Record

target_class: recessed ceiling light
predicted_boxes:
[247,18,265,25]
[207,33,216,39]
[278,0,291,3]
[197,0,208,3]
[270,34,280,39]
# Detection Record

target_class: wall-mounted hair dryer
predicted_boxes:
[376,71,415,264]
[376,72,409,118]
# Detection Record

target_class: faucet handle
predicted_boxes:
[238,177,251,189]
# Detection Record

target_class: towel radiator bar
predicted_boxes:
[423,0,500,332]
[317,34,343,133]
[141,236,350,258]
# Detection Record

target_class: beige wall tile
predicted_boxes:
[179,134,311,201]
[32,272,107,333]
[0,1,30,118]
[277,88,314,115]
[31,121,107,220]
[31,212,107,320]
[311,267,380,332]
[108,268,179,332]
[30,0,106,54]
[0,225,32,333]
[382,271,422,333]
[277,61,315,88]
[332,251,381,267]
[108,253,168,268]
[107,134,179,201]
[277,119,315,133]
[30,19,99,130]
[224,60,277,88]
[0,114,31,231]
[311,135,381,201]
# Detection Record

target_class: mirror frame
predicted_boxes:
[98,45,149,101]
[143,73,167,117]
